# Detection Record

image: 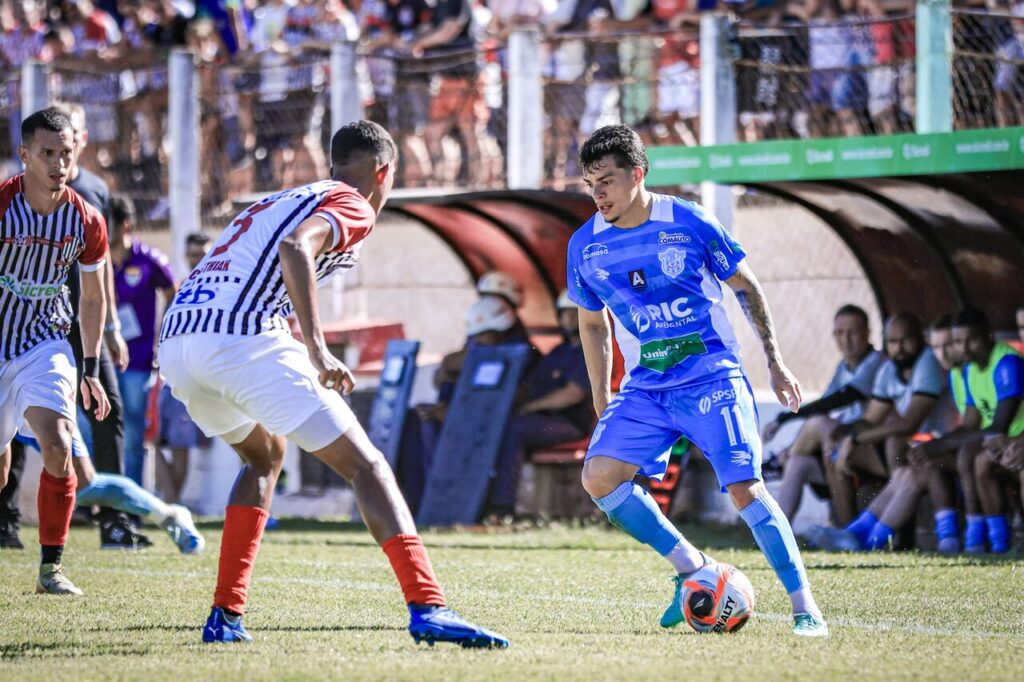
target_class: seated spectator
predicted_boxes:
[901,314,979,553]
[764,304,884,522]
[940,308,1024,553]
[809,313,956,549]
[396,296,531,514]
[485,290,592,520]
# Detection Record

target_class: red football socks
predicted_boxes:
[38,469,77,549]
[213,505,269,615]
[381,534,446,607]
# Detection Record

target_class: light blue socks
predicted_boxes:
[739,494,808,594]
[594,481,681,556]
[77,474,164,520]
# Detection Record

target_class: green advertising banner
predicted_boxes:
[646,127,1024,186]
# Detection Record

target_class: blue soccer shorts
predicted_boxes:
[585,376,762,491]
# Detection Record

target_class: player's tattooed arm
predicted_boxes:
[726,262,782,368]
[726,262,803,411]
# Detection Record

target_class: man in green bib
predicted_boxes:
[911,308,1024,553]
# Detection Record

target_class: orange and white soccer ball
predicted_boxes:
[681,563,755,633]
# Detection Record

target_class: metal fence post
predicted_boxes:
[699,13,737,231]
[916,0,953,134]
[507,28,543,190]
[20,60,49,127]
[331,41,363,133]
[168,49,200,280]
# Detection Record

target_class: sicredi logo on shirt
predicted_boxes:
[0,275,63,299]
[629,297,697,333]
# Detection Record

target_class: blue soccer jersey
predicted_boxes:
[566,193,747,391]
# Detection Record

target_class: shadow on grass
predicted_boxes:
[1,640,152,660]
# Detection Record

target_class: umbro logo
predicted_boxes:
[730,451,752,466]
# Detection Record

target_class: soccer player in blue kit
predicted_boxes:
[567,126,828,637]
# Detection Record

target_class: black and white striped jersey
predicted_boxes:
[159,180,375,341]
[0,174,108,361]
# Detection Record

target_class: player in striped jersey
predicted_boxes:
[157,121,507,647]
[0,108,111,595]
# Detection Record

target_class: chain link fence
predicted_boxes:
[952,8,1024,129]
[362,45,506,190]
[736,15,916,142]
[0,69,22,180]
[541,28,699,190]
[48,59,169,224]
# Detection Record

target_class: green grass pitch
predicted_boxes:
[1,520,1022,681]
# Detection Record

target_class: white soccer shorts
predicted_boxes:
[157,330,357,450]
[0,339,78,447]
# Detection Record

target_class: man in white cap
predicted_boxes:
[486,290,592,520]
[396,296,526,514]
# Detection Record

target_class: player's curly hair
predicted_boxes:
[21,108,72,143]
[331,120,397,168]
[579,125,649,176]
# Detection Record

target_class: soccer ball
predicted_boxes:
[680,563,755,634]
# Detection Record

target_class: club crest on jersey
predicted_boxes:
[658,247,686,278]
[56,236,83,267]
[583,243,609,260]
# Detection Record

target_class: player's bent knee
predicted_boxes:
[727,479,765,510]
[581,457,633,499]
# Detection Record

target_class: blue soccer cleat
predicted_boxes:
[202,607,252,643]
[408,605,509,649]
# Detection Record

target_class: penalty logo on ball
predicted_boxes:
[681,562,755,634]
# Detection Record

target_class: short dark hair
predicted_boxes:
[930,313,954,332]
[330,120,396,168]
[579,125,650,176]
[834,304,868,328]
[109,194,135,228]
[185,232,210,248]
[21,108,72,144]
[952,306,990,334]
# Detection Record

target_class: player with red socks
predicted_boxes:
[0,108,111,595]
[157,121,507,647]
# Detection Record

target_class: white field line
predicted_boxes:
[35,564,1020,641]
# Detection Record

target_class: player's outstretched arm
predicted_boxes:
[80,266,111,420]
[279,216,356,394]
[578,307,614,417]
[725,261,802,412]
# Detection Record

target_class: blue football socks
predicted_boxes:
[845,510,878,548]
[986,515,1010,553]
[738,494,807,594]
[934,509,961,552]
[594,481,682,556]
[964,515,987,552]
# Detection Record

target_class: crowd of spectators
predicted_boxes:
[2,0,1023,201]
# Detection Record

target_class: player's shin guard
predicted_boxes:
[739,493,808,594]
[213,505,269,614]
[593,481,682,556]
[381,534,446,606]
[38,470,77,561]
[77,474,169,521]
[985,515,1010,553]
